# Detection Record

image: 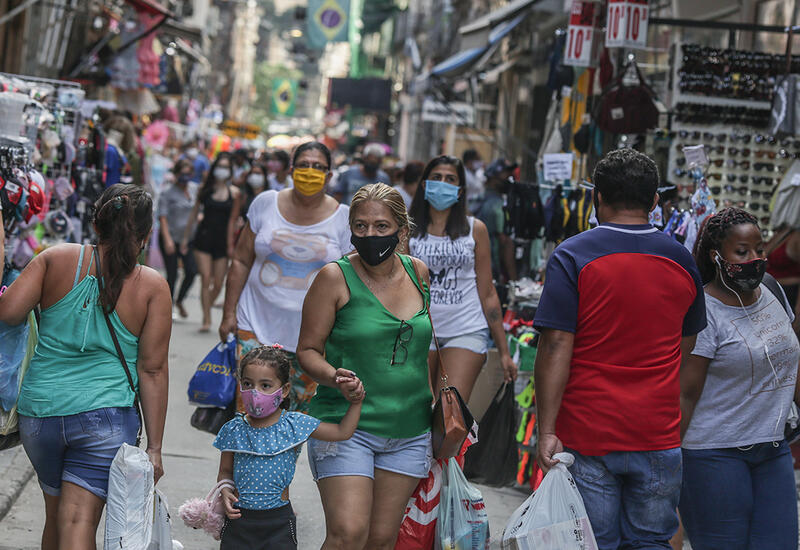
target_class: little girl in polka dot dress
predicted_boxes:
[213,344,364,549]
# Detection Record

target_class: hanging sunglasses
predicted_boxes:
[749,203,768,212]
[750,190,764,198]
[709,186,722,194]
[675,157,687,166]
[754,134,777,145]
[730,134,752,143]
[723,184,748,195]
[728,147,751,156]
[753,176,775,185]
[726,174,750,183]
[753,162,776,171]
[707,173,724,180]
[725,160,750,169]
[754,150,777,159]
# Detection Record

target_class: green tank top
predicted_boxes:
[18,245,139,418]
[308,254,433,439]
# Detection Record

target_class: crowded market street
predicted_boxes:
[0,291,529,549]
[6,0,800,549]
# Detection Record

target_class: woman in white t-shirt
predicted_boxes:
[219,142,351,411]
[408,155,517,401]
[681,208,800,549]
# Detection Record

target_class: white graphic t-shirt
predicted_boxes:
[237,191,351,351]
[684,285,800,449]
[409,217,488,338]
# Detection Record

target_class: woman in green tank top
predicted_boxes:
[0,185,171,550]
[298,183,434,549]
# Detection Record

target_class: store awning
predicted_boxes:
[429,11,530,78]
[489,12,528,45]
[460,0,537,50]
[460,0,537,35]
[430,46,490,77]
[162,19,204,44]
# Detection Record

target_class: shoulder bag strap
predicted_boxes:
[94,246,143,446]
[409,256,449,388]
[762,272,794,318]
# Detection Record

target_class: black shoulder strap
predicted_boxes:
[94,246,143,446]
[762,272,793,318]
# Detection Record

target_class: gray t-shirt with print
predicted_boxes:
[683,284,799,450]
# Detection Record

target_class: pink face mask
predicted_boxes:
[240,385,284,418]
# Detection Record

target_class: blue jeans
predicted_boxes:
[19,407,139,499]
[566,447,682,550]
[679,441,798,550]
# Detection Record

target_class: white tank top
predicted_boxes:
[409,217,488,338]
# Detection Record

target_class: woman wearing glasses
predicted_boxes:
[408,156,517,402]
[219,141,351,412]
[298,183,433,550]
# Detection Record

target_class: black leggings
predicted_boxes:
[158,233,197,305]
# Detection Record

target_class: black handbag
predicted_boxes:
[191,401,237,435]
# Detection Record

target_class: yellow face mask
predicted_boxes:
[292,167,327,196]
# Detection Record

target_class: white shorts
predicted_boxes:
[430,328,491,355]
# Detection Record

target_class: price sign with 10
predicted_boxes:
[564,0,599,67]
[605,0,648,49]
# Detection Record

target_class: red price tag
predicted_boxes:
[605,0,649,49]
[564,0,598,67]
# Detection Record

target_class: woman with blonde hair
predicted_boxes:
[298,183,433,549]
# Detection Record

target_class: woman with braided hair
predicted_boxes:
[680,207,800,549]
[0,184,171,549]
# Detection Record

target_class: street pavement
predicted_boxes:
[0,285,529,549]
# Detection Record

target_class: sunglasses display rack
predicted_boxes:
[667,42,800,227]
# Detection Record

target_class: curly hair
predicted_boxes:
[238,345,292,409]
[693,207,759,284]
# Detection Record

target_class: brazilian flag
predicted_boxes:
[271,79,298,116]
[308,0,349,49]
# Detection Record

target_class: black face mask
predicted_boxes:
[716,253,767,292]
[351,232,399,266]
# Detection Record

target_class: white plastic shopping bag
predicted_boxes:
[104,444,154,550]
[437,458,490,550]
[148,489,181,550]
[501,452,598,550]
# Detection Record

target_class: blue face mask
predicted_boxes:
[424,180,460,211]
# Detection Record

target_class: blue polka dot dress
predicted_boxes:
[213,412,321,510]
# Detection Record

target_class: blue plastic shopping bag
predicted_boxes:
[187,335,237,408]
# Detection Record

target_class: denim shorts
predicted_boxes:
[19,407,140,499]
[307,430,432,481]
[431,328,490,355]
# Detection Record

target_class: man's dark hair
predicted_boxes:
[403,161,425,185]
[592,148,659,212]
[463,149,480,163]
[272,149,290,170]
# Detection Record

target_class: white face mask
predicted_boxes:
[247,173,266,188]
[214,167,231,181]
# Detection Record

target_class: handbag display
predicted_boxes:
[595,60,660,135]
[411,260,474,460]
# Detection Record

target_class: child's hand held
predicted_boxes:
[221,487,241,519]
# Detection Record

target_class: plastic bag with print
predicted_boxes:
[501,452,598,550]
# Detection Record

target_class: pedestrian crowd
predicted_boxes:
[0,141,798,550]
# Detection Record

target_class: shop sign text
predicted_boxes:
[564,1,599,67]
[605,0,649,49]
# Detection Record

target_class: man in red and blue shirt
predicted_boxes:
[534,148,706,549]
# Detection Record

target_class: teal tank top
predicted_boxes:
[18,245,140,418]
[308,254,433,439]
